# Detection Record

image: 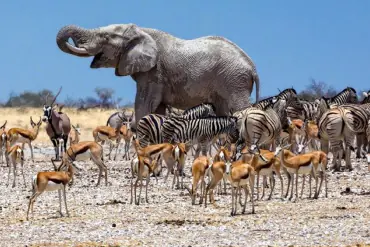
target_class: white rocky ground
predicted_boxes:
[0,145,369,247]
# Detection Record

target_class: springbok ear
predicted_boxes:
[116,24,158,76]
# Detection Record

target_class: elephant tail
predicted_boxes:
[253,71,260,103]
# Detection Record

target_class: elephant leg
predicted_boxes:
[134,82,163,129]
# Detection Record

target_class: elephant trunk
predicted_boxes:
[56,25,93,57]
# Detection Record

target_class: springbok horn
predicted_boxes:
[0,120,7,129]
[51,158,58,171]
[50,87,62,106]
[30,116,35,125]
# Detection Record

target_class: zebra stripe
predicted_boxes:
[318,106,359,170]
[286,99,320,122]
[341,103,370,158]
[325,87,358,106]
[136,114,167,147]
[137,103,217,147]
[235,88,297,120]
[181,103,216,119]
[239,98,287,150]
[161,116,238,155]
[340,104,369,133]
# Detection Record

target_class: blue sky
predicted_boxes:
[2,0,370,104]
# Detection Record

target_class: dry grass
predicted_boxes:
[0,107,133,144]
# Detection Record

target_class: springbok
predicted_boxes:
[69,124,81,146]
[42,87,71,160]
[0,121,7,164]
[63,141,107,186]
[7,117,42,162]
[4,134,25,188]
[26,158,74,220]
[119,111,134,160]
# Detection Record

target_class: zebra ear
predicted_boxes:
[363,91,368,98]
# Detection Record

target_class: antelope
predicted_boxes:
[287,117,320,153]
[130,140,176,205]
[0,120,7,164]
[204,161,227,208]
[241,144,294,199]
[42,87,71,160]
[69,124,81,146]
[170,143,187,189]
[63,141,107,186]
[7,117,42,162]
[274,145,325,201]
[301,150,328,199]
[26,158,74,220]
[93,125,121,160]
[213,142,232,195]
[224,158,258,216]
[4,135,25,188]
[130,155,161,205]
[132,136,187,188]
[186,156,211,205]
[119,111,134,160]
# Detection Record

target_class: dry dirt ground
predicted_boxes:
[0,145,369,247]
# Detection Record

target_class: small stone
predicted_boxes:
[112,223,116,227]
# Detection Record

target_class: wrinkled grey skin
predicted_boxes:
[56,24,260,129]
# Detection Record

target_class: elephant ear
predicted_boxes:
[116,25,158,76]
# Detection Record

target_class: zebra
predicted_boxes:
[324,87,358,106]
[287,87,358,125]
[167,103,216,119]
[136,103,217,148]
[136,114,167,148]
[237,97,287,153]
[234,88,297,126]
[340,102,370,158]
[286,99,321,122]
[318,105,367,171]
[361,90,370,104]
[161,116,238,157]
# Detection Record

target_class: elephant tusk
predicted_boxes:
[65,42,89,55]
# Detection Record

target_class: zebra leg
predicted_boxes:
[355,134,361,159]
[194,145,201,159]
[200,141,208,157]
[344,129,355,171]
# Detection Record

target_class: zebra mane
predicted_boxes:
[325,87,357,103]
[334,87,357,96]
[183,102,215,113]
[278,88,297,96]
[194,115,237,121]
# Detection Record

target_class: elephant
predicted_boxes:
[56,23,260,130]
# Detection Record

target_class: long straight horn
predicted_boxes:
[50,87,62,106]
[44,92,50,105]
[0,120,7,129]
